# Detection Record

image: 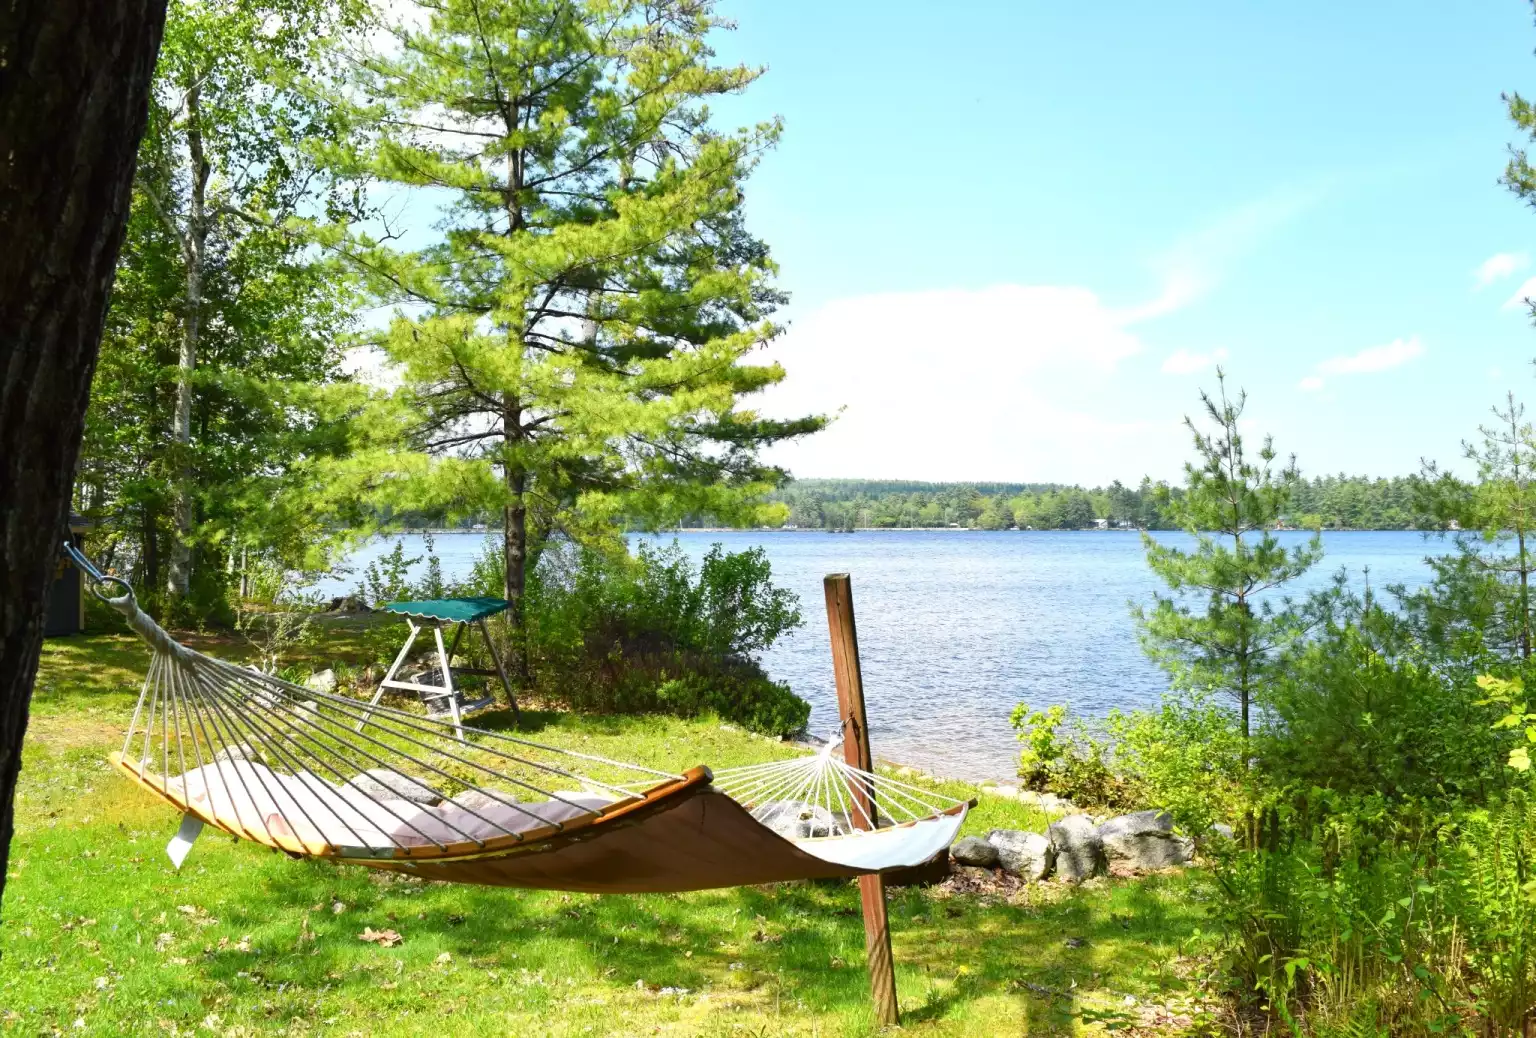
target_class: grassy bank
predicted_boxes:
[2,631,1215,1036]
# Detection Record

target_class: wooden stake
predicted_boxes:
[824,573,899,1028]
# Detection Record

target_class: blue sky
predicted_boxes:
[697,2,1536,485]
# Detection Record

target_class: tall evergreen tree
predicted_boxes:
[1135,371,1323,745]
[322,0,822,679]
[1414,393,1536,664]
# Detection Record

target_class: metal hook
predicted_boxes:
[61,540,135,603]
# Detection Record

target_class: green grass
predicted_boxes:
[2,630,1217,1036]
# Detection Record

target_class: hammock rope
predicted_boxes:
[63,542,970,892]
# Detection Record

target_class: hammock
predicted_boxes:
[75,549,969,894]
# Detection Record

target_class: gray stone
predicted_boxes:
[1209,822,1236,842]
[350,767,441,805]
[213,742,259,764]
[449,789,513,813]
[987,829,1054,880]
[950,836,1001,868]
[304,669,337,695]
[753,800,844,839]
[1047,814,1106,882]
[1097,810,1194,871]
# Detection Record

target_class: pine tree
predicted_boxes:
[322,0,822,680]
[1416,392,1536,663]
[1135,371,1323,745]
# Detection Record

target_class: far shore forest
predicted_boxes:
[398,474,1432,534]
[761,474,1426,531]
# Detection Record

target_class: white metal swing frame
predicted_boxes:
[359,615,517,739]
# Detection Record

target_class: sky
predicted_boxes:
[687,1,1536,485]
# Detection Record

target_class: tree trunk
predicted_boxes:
[1520,526,1531,660]
[142,503,160,592]
[166,82,209,603]
[0,0,168,915]
[502,395,531,688]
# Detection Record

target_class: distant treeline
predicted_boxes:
[739,475,1432,531]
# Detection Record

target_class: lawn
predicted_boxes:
[1,630,1216,1036]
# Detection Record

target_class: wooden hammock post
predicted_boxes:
[823,573,899,1028]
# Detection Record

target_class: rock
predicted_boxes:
[1037,792,1081,814]
[213,742,259,764]
[449,789,512,813]
[982,784,1022,800]
[304,669,337,695]
[753,800,844,839]
[294,700,320,723]
[986,829,1054,880]
[1047,814,1106,883]
[349,767,441,805]
[1097,810,1194,872]
[325,595,368,613]
[950,836,1001,868]
[1208,822,1236,842]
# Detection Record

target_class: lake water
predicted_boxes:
[314,530,1451,782]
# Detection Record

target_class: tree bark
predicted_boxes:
[0,0,168,916]
[166,81,209,602]
[502,395,531,688]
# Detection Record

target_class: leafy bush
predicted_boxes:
[1008,701,1139,809]
[1106,688,1247,837]
[354,534,444,607]
[461,537,810,736]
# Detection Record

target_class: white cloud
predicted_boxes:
[1298,336,1424,392]
[1161,347,1229,375]
[1504,275,1536,311]
[1476,251,1528,288]
[758,285,1190,484]
[1126,184,1324,323]
[755,186,1321,483]
[1316,336,1424,376]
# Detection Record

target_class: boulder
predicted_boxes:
[1037,792,1081,814]
[753,800,844,839]
[950,836,1001,868]
[350,767,441,805]
[304,669,337,695]
[325,595,368,613]
[986,829,1054,880]
[449,789,512,813]
[1208,822,1236,842]
[1097,810,1194,871]
[1047,814,1105,882]
[213,742,259,764]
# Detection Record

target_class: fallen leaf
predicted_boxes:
[436,952,452,964]
[358,927,402,948]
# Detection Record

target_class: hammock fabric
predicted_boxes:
[84,557,969,894]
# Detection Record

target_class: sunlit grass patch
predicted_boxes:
[2,631,1217,1036]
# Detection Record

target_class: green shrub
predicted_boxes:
[654,673,810,737]
[1106,688,1247,837]
[1008,701,1138,809]
[459,536,810,736]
